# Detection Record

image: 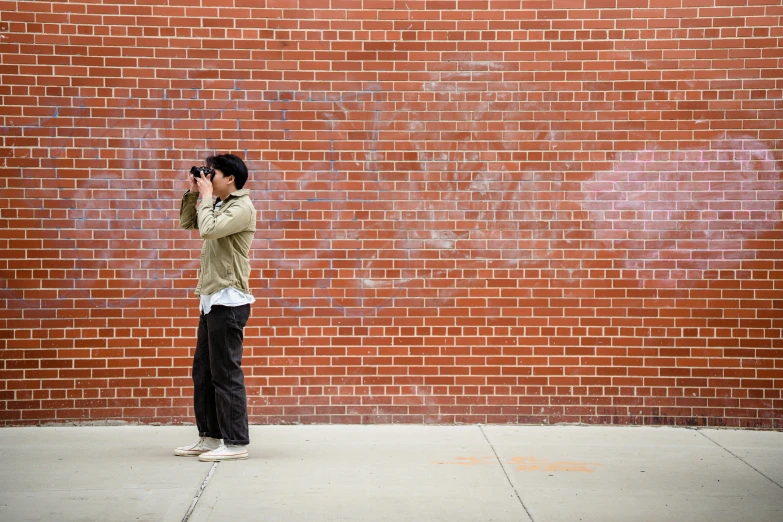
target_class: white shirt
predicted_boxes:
[200,287,255,315]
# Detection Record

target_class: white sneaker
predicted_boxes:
[174,437,221,457]
[198,443,249,462]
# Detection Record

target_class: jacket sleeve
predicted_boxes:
[179,191,200,230]
[196,198,252,239]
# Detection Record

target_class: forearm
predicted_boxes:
[179,191,200,230]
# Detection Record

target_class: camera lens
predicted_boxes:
[190,166,201,178]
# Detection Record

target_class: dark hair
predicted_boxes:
[205,153,249,190]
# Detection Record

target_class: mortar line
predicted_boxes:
[697,430,783,491]
[182,462,219,522]
[479,425,536,522]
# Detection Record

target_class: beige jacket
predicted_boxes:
[179,189,256,296]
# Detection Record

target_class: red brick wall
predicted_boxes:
[1,1,782,429]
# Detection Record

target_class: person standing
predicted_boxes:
[175,154,256,461]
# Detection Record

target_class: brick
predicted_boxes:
[1,0,780,428]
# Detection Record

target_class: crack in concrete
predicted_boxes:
[698,430,783,491]
[182,462,218,522]
[479,425,536,522]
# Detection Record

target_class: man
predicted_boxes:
[175,153,256,461]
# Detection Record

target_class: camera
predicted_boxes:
[190,165,215,178]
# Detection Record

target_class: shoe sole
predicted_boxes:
[198,453,249,462]
[174,450,212,456]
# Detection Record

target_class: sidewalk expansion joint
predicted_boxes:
[479,425,536,522]
[697,430,783,491]
[182,462,219,522]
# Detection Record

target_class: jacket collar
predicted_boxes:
[215,188,249,207]
[222,188,250,202]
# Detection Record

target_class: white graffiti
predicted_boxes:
[582,141,783,273]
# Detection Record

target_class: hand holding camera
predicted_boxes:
[189,165,215,198]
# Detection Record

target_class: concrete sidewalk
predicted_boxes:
[1,425,781,522]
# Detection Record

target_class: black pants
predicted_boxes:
[192,304,250,445]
